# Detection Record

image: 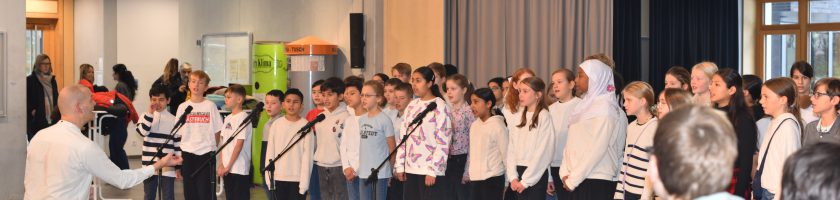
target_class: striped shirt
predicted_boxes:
[615,118,657,200]
[135,110,181,177]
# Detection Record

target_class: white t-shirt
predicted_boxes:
[358,111,396,178]
[219,111,253,175]
[800,106,818,124]
[176,100,224,155]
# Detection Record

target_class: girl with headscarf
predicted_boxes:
[559,59,628,200]
[26,54,59,140]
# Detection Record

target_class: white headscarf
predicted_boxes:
[569,59,620,124]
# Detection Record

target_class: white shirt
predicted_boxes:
[176,100,224,155]
[757,113,801,198]
[265,116,313,194]
[506,110,555,188]
[313,105,350,167]
[561,109,628,190]
[25,121,155,200]
[800,106,818,125]
[548,98,581,167]
[468,115,508,181]
[756,117,772,149]
[219,111,253,175]
[341,107,363,171]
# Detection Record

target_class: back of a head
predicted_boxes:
[742,74,763,102]
[782,142,840,200]
[653,105,737,199]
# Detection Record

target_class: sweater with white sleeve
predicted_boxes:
[340,107,362,172]
[560,108,628,190]
[313,104,350,167]
[265,116,313,194]
[505,109,555,188]
[395,97,451,176]
[548,98,581,167]
[757,113,801,198]
[468,115,509,181]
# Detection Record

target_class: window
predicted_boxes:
[26,29,43,75]
[757,0,840,80]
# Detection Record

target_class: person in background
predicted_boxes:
[743,75,765,120]
[388,82,413,200]
[304,80,324,200]
[108,63,139,170]
[790,61,818,124]
[664,66,692,93]
[153,58,188,114]
[648,105,743,200]
[261,89,285,198]
[27,54,59,140]
[383,78,403,121]
[392,63,412,83]
[690,61,718,106]
[445,64,458,77]
[487,77,507,111]
[802,78,840,146]
[79,63,107,92]
[781,142,840,200]
[373,73,390,84]
[428,62,448,101]
[179,62,193,100]
[655,88,693,118]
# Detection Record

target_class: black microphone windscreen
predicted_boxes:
[427,102,437,110]
[315,114,326,122]
[183,105,194,114]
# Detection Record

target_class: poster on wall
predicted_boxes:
[201,32,253,88]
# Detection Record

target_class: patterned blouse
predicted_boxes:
[449,102,475,155]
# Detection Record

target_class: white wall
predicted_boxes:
[0,0,28,198]
[115,0,180,155]
[178,0,384,79]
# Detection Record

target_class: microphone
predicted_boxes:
[174,105,194,129]
[407,102,437,128]
[296,114,326,135]
[249,102,265,128]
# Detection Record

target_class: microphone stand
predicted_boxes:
[147,115,187,200]
[190,111,257,200]
[263,126,314,200]
[366,120,424,200]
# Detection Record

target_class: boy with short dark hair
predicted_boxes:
[266,88,313,200]
[313,77,351,200]
[137,86,180,200]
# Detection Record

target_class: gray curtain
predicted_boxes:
[446,0,613,84]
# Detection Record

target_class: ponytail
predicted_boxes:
[414,67,443,99]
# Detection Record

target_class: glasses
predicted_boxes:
[814,91,832,98]
[362,94,379,98]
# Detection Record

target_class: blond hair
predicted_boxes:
[623,81,655,113]
[692,61,719,79]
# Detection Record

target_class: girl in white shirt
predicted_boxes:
[614,81,657,200]
[755,77,803,200]
[394,67,452,200]
[467,88,508,200]
[560,59,628,200]
[546,68,580,198]
[690,61,718,106]
[505,77,554,200]
[501,68,536,130]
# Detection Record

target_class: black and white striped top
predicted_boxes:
[135,110,180,177]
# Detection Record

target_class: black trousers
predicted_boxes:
[182,151,215,200]
[273,181,306,200]
[403,173,444,200]
[568,179,617,200]
[104,116,130,169]
[470,175,505,200]
[387,178,404,200]
[504,166,548,200]
[441,154,470,200]
[223,173,250,200]
[550,166,572,200]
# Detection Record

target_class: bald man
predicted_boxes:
[24,85,182,200]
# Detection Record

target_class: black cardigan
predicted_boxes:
[26,73,59,140]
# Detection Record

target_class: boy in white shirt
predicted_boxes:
[265,88,313,200]
[217,84,252,200]
[176,70,224,200]
[341,76,367,200]
[313,77,351,200]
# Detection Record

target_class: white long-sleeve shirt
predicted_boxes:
[395,97,452,176]
[560,109,628,190]
[506,110,555,188]
[468,115,509,181]
[548,98,581,167]
[757,113,801,199]
[313,105,349,167]
[265,116,314,194]
[25,121,156,200]
[341,107,363,172]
